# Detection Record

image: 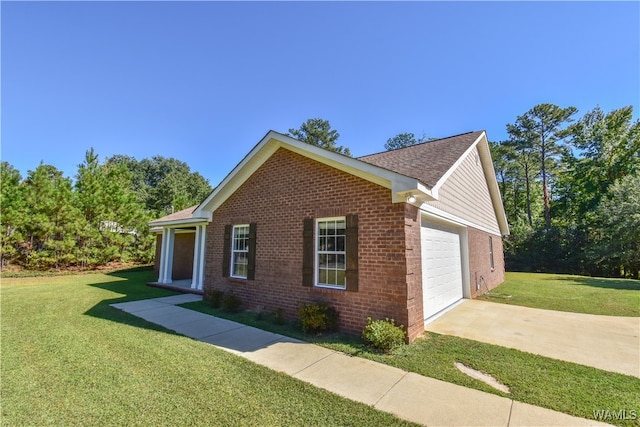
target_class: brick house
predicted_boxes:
[150,130,509,341]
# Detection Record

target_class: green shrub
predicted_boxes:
[222,293,242,313]
[205,289,224,308]
[273,308,286,325]
[362,317,406,352]
[298,302,339,334]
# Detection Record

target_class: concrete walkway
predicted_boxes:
[111,295,610,427]
[426,300,640,378]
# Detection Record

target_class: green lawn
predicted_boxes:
[183,285,640,426]
[478,272,640,316]
[4,269,638,427]
[0,268,415,426]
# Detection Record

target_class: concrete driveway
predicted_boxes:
[426,300,640,378]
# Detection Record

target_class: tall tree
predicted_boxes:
[384,132,434,150]
[502,137,541,227]
[76,149,153,267]
[385,133,418,150]
[109,155,212,215]
[567,106,640,205]
[75,149,106,229]
[23,164,81,269]
[507,103,578,229]
[0,162,25,268]
[288,118,351,156]
[590,174,640,278]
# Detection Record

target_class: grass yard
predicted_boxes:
[183,295,640,426]
[4,269,638,426]
[479,272,640,316]
[0,268,415,426]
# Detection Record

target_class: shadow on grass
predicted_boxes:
[556,276,640,291]
[84,267,372,355]
[83,266,182,335]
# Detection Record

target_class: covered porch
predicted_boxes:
[149,206,211,293]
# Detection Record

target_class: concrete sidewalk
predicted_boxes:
[111,295,609,427]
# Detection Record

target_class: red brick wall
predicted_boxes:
[204,148,413,337]
[153,231,195,281]
[403,204,425,341]
[467,227,505,298]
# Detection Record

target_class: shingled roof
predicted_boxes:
[149,205,199,225]
[358,131,484,188]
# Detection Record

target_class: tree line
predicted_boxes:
[0,150,212,270]
[2,111,638,277]
[298,108,639,278]
[492,104,639,278]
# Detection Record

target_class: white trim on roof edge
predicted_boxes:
[430,131,509,236]
[193,130,435,217]
[149,218,209,228]
[431,132,485,198]
[150,130,508,236]
[419,203,502,236]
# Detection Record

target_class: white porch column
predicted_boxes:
[158,228,175,284]
[191,224,207,290]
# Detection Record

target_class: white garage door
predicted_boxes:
[421,221,464,320]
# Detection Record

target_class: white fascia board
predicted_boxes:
[392,180,435,203]
[431,132,485,198]
[147,218,209,228]
[475,134,510,236]
[429,131,509,236]
[419,203,502,236]
[283,140,394,188]
[193,131,280,216]
[193,130,431,215]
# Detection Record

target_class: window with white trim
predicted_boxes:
[316,217,346,289]
[231,225,249,278]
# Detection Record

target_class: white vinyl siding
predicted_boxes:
[427,147,501,234]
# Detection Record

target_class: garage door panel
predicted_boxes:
[421,221,463,320]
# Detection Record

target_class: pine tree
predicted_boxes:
[0,162,26,268]
[288,118,352,156]
[23,164,80,269]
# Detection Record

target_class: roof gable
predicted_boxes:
[359,131,508,235]
[153,129,508,236]
[193,131,429,216]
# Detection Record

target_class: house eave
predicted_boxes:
[193,130,433,217]
[148,217,210,229]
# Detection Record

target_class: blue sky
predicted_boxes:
[2,1,638,186]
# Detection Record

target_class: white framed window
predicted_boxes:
[231,224,249,278]
[316,217,346,289]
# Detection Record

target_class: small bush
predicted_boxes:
[298,302,339,334]
[362,317,406,352]
[273,308,286,325]
[254,309,265,321]
[222,293,242,313]
[205,289,225,309]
